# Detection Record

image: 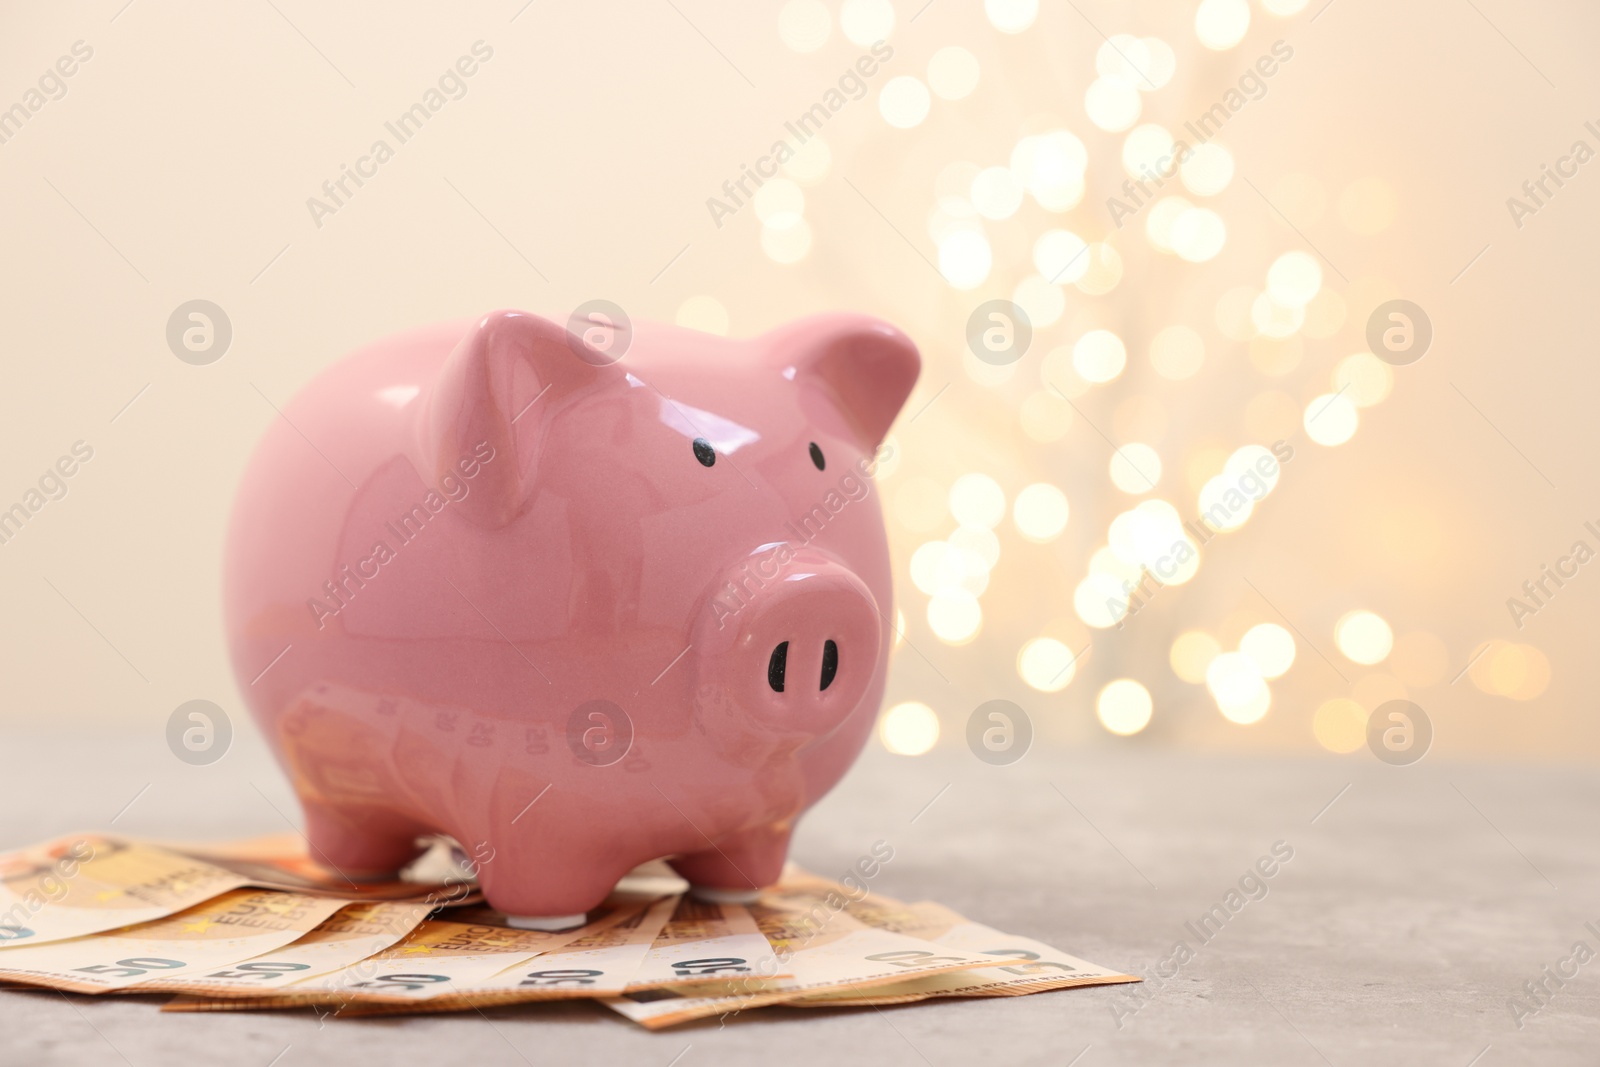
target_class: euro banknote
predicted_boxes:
[602,897,1020,1028]
[790,899,1139,1005]
[0,833,1138,1027]
[0,835,252,949]
[140,900,436,997]
[768,873,1138,1004]
[0,889,352,994]
[161,894,674,1014]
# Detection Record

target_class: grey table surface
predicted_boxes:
[1,728,1595,1067]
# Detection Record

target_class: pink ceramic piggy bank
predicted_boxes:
[224,309,918,927]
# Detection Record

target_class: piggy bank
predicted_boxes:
[224,309,918,928]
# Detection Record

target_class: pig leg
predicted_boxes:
[301,800,428,882]
[669,823,793,904]
[473,839,630,931]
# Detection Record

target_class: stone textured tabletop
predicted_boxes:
[2,729,1595,1066]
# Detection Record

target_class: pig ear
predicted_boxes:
[766,314,921,448]
[424,309,614,526]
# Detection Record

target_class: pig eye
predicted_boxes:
[808,442,825,471]
[692,438,716,467]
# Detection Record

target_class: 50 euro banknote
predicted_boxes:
[0,836,253,949]
[0,888,359,994]
[315,895,693,1017]
[161,832,479,904]
[138,899,436,997]
[271,892,795,1019]
[604,875,1139,1028]
[768,873,1139,1005]
[263,885,1018,1025]
[791,899,1139,1005]
[0,831,476,957]
[602,898,1021,1029]
[162,894,680,1014]
[0,843,1139,1027]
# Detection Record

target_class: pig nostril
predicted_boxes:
[820,640,838,691]
[768,642,789,693]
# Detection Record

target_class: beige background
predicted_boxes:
[1,0,1597,764]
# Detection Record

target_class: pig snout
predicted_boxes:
[693,549,882,741]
